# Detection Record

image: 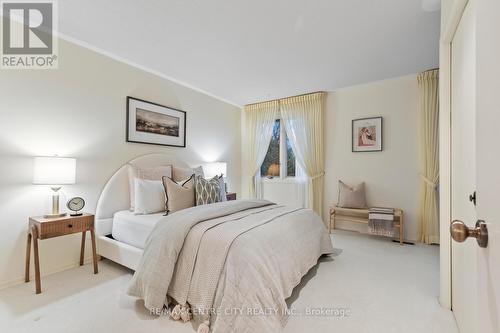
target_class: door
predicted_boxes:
[451,1,477,331]
[475,0,500,331]
[450,0,500,332]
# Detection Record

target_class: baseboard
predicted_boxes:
[332,227,418,244]
[391,239,415,245]
[0,257,94,291]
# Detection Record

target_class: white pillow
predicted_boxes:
[128,164,172,211]
[133,178,166,215]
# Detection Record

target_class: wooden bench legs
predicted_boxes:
[399,214,404,245]
[328,208,336,234]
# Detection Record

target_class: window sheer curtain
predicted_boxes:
[244,101,279,198]
[280,92,326,215]
[417,69,439,244]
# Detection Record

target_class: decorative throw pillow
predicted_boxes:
[173,166,204,182]
[128,164,172,211]
[218,175,227,202]
[133,178,166,215]
[161,175,195,214]
[337,180,367,209]
[195,175,221,206]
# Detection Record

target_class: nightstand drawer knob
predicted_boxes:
[68,224,73,228]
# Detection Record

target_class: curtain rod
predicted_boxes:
[244,91,326,107]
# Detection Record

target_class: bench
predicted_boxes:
[329,206,404,245]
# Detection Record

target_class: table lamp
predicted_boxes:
[33,156,76,218]
[203,162,227,179]
[203,162,228,191]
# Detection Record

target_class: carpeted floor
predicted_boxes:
[0,231,458,333]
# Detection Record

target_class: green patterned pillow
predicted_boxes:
[195,175,221,205]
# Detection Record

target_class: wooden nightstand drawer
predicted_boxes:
[30,214,93,240]
[40,219,87,238]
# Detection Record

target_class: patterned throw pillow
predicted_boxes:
[195,175,221,205]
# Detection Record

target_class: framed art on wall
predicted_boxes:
[126,97,186,147]
[352,116,383,152]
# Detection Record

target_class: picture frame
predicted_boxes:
[352,116,383,152]
[126,96,186,148]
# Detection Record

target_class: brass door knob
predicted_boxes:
[450,220,488,248]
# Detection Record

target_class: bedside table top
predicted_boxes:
[29,213,94,224]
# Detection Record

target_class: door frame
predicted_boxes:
[439,0,469,310]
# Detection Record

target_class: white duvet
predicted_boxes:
[128,199,333,333]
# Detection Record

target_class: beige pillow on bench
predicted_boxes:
[337,180,367,209]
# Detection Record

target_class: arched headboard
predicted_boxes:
[95,153,190,235]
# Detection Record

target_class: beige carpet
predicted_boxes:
[0,232,458,333]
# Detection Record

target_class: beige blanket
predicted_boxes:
[128,199,333,332]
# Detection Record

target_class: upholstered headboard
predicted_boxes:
[94,153,190,235]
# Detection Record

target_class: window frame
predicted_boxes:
[261,116,297,180]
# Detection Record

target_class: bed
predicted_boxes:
[95,153,193,269]
[95,153,333,333]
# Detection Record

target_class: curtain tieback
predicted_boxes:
[309,172,325,180]
[419,174,438,189]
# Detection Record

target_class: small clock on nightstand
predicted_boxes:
[67,197,85,216]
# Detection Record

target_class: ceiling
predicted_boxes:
[59,0,440,106]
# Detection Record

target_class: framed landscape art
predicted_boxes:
[352,116,383,152]
[126,97,186,147]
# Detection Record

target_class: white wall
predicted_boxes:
[324,75,420,241]
[0,39,241,288]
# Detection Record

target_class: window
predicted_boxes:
[261,119,296,178]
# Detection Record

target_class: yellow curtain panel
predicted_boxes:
[244,101,279,198]
[417,69,439,244]
[280,92,326,216]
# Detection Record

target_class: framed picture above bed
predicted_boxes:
[352,116,383,152]
[126,96,186,147]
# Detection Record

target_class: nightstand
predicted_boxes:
[226,192,237,201]
[25,213,98,294]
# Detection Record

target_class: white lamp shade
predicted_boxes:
[203,162,227,179]
[33,157,76,185]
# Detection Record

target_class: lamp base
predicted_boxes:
[43,213,67,219]
[45,187,66,219]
